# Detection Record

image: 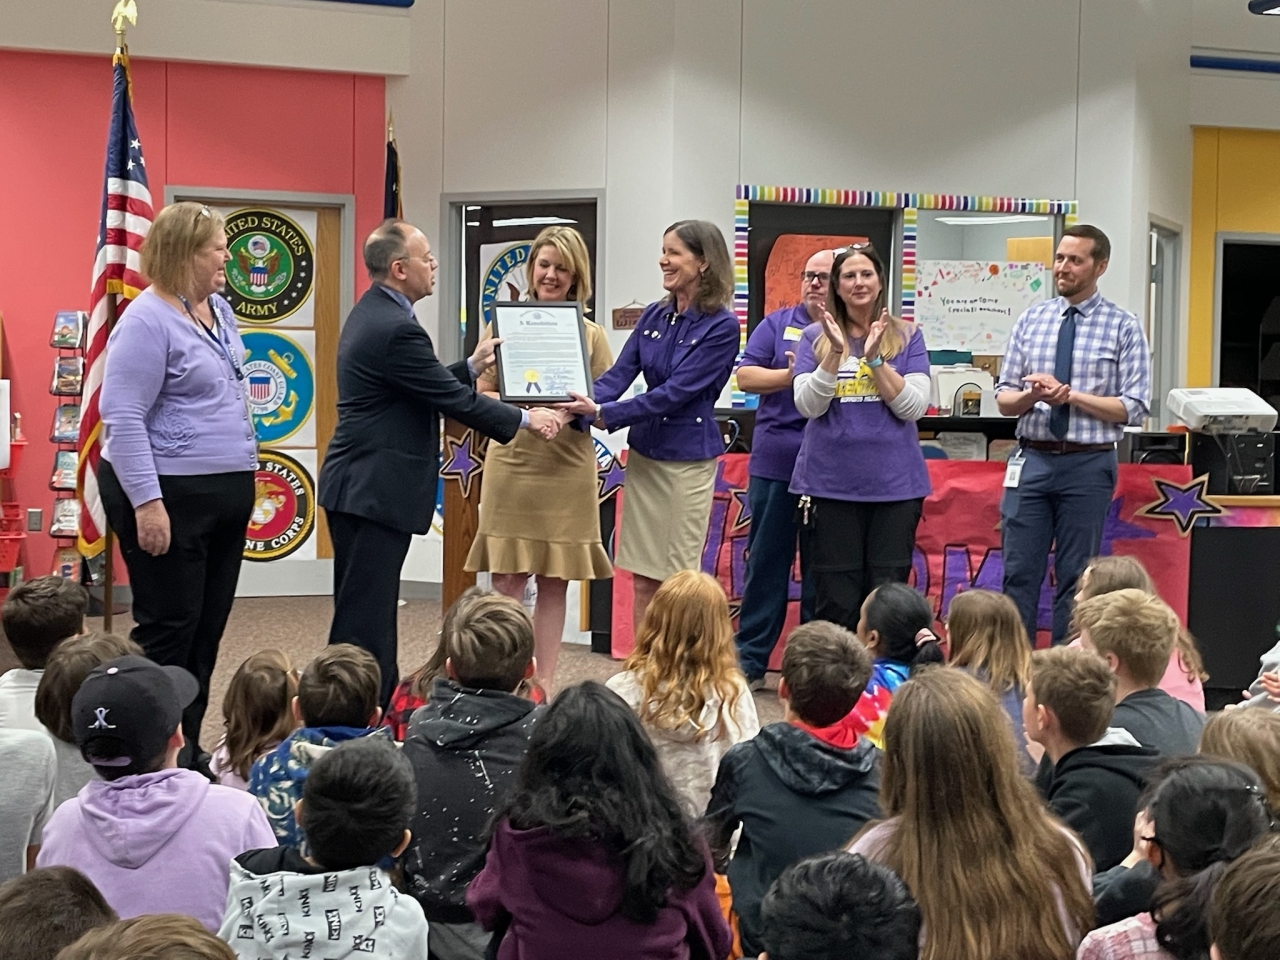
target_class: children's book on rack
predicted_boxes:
[52,547,81,581]
[51,451,77,490]
[51,405,80,443]
[50,498,79,538]
[51,356,84,395]
[50,311,85,349]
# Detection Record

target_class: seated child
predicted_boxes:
[758,851,921,960]
[468,681,731,960]
[1199,708,1280,811]
[848,670,1094,960]
[1076,589,1205,755]
[607,570,759,816]
[384,586,495,742]
[0,866,117,960]
[1075,555,1207,711]
[248,643,392,851]
[220,737,428,960]
[0,728,56,882]
[944,588,1033,773]
[52,913,235,960]
[705,620,882,959]
[1078,759,1271,960]
[34,632,142,806]
[35,655,276,930]
[0,576,88,731]
[1024,646,1159,870]
[209,650,298,790]
[848,584,943,748]
[1208,838,1280,960]
[401,590,541,960]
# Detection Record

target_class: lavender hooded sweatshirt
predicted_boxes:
[36,768,275,931]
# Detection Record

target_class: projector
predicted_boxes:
[1167,388,1278,434]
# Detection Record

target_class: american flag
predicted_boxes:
[77,51,153,558]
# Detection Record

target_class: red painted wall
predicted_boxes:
[0,49,384,581]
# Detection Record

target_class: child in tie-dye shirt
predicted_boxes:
[845,583,942,748]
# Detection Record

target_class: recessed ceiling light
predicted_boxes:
[491,216,578,227]
[934,215,1052,226]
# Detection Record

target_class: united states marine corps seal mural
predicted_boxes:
[223,208,316,324]
[245,450,316,561]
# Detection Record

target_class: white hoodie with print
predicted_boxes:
[219,853,429,960]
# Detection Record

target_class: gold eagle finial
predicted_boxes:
[111,0,137,48]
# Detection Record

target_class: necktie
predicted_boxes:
[1049,306,1077,440]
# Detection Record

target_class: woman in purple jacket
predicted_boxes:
[562,220,738,632]
[467,680,732,960]
[98,202,258,770]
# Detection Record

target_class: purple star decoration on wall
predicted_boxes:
[597,456,626,501]
[441,430,484,500]
[1137,475,1223,535]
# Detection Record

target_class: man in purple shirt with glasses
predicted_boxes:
[996,225,1151,646]
[733,250,830,687]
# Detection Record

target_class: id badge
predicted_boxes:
[1003,452,1025,489]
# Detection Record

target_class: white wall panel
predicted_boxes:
[738,0,1079,200]
[441,0,608,193]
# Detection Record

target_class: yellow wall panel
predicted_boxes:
[1006,236,1055,267]
[1217,130,1280,232]
[1188,127,1219,387]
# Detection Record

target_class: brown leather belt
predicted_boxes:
[1022,440,1117,455]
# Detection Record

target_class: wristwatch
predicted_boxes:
[865,355,884,368]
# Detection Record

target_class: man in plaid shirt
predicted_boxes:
[996,225,1152,645]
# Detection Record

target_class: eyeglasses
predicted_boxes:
[396,253,438,267]
[192,204,212,225]
[800,271,830,284]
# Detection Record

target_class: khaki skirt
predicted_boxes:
[615,451,718,581]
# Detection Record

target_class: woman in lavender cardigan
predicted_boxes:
[98,202,258,772]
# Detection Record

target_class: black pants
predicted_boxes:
[326,509,412,708]
[99,461,255,755]
[799,496,923,634]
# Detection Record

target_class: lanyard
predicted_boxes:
[178,295,244,381]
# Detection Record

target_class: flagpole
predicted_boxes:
[101,0,136,631]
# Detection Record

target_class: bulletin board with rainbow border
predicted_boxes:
[729,186,1079,405]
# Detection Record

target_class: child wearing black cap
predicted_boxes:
[220,737,428,959]
[35,655,275,932]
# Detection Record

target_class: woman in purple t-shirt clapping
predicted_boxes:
[789,244,931,633]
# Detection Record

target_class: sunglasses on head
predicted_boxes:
[832,242,872,257]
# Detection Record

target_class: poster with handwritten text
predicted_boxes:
[914,260,1048,352]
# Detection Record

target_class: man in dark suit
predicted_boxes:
[319,219,559,706]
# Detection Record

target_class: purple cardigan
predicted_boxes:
[100,288,258,507]
[468,820,732,960]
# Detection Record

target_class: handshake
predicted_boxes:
[521,407,570,441]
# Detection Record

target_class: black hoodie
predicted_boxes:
[1039,727,1160,872]
[703,722,882,958]
[400,677,541,923]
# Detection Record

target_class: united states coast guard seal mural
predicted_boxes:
[245,450,315,561]
[240,330,316,445]
[223,208,315,323]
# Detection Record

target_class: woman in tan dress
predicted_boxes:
[465,226,614,684]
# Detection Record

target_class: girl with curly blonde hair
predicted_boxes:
[607,570,760,814]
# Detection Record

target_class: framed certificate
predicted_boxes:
[490,301,593,403]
